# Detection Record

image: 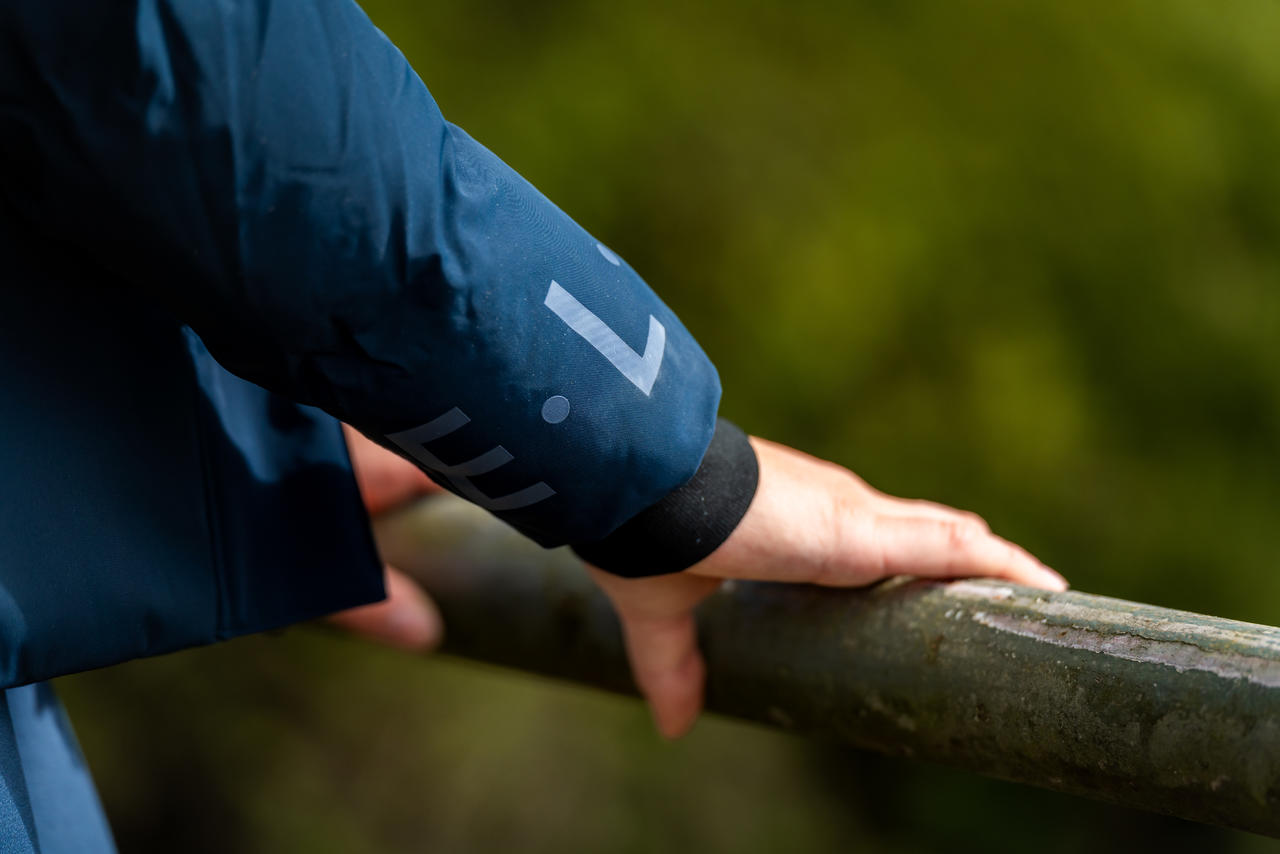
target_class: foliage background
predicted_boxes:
[60,0,1280,850]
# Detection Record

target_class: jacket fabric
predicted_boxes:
[0,0,724,849]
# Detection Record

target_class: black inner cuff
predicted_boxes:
[571,417,759,578]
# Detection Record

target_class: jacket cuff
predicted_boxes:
[571,418,758,577]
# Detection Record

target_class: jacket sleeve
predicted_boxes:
[0,0,756,571]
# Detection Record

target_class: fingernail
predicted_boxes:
[1042,566,1069,592]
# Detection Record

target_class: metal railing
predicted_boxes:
[375,496,1280,838]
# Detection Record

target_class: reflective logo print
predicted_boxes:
[544,281,666,396]
[386,407,555,511]
[387,253,663,514]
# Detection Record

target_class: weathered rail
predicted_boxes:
[375,496,1280,837]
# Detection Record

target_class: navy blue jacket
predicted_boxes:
[0,0,732,849]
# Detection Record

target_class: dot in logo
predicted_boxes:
[596,243,622,266]
[541,395,570,424]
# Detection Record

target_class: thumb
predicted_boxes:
[619,609,706,739]
[587,568,720,739]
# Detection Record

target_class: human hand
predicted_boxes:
[327,425,445,651]
[587,436,1068,739]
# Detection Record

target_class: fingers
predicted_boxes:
[587,569,721,739]
[327,565,444,651]
[839,515,1067,591]
[619,610,706,739]
[335,430,445,649]
[880,497,990,532]
[342,423,443,515]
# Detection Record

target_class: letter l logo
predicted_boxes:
[544,280,666,396]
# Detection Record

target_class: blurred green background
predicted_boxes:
[59,0,1280,850]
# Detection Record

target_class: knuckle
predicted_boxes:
[944,519,979,551]
[814,499,869,585]
[849,512,889,581]
[817,492,851,566]
[830,464,873,499]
